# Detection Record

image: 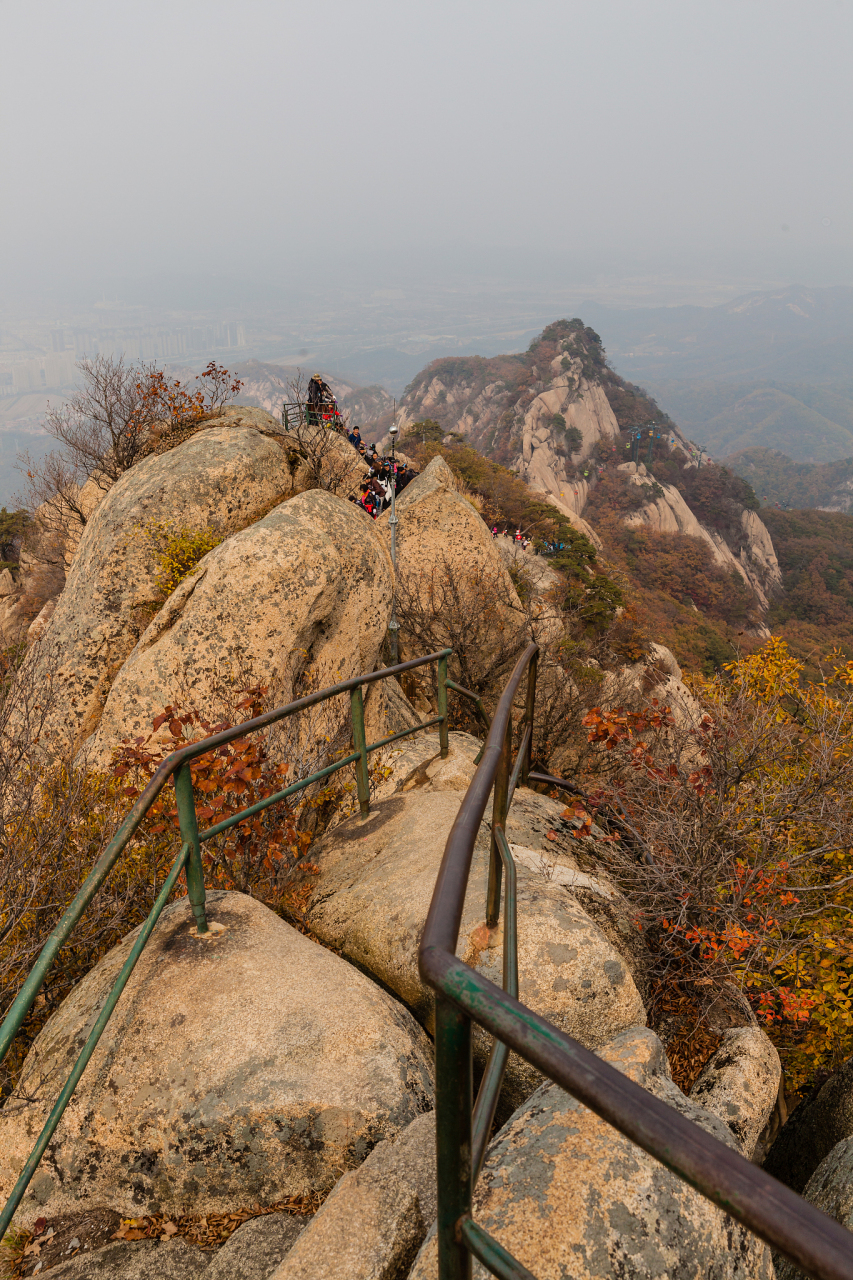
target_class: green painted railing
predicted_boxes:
[419,641,853,1280]
[0,648,453,1239]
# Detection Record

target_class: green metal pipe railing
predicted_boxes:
[418,641,853,1280]
[0,647,454,1239]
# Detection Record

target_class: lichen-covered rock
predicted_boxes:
[774,1135,853,1280]
[35,1238,209,1280]
[306,786,645,1110]
[409,1026,774,1280]
[17,418,302,756]
[273,1111,436,1280]
[85,487,392,766]
[0,892,434,1228]
[689,1026,781,1159]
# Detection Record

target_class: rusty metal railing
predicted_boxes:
[0,649,452,1239]
[418,640,853,1280]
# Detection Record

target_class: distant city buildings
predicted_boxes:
[2,321,246,396]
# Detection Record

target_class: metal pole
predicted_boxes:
[388,408,400,664]
[486,715,512,928]
[438,651,449,759]
[434,997,473,1280]
[175,763,208,934]
[520,649,537,786]
[350,684,371,819]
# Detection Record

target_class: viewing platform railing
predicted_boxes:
[419,640,853,1280]
[0,649,453,1239]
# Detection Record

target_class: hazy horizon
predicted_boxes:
[2,0,852,311]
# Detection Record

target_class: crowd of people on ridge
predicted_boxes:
[303,375,419,520]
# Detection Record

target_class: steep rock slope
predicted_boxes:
[398,319,781,611]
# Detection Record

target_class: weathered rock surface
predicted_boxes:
[22,1210,307,1280]
[18,421,305,756]
[377,456,524,643]
[274,1111,436,1280]
[85,487,392,765]
[620,462,782,610]
[306,785,645,1109]
[0,892,434,1228]
[774,1136,853,1280]
[37,1238,209,1280]
[207,1213,308,1280]
[409,1026,774,1280]
[602,640,703,730]
[763,1054,853,1194]
[689,1026,781,1159]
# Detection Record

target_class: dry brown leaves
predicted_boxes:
[651,981,722,1094]
[6,1194,323,1277]
[110,1195,321,1248]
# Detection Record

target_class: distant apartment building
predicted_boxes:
[2,321,247,396]
[11,354,76,393]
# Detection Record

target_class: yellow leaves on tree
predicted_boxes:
[579,636,853,1093]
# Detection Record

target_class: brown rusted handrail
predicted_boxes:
[419,641,853,1280]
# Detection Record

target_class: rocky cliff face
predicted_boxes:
[398,319,782,612]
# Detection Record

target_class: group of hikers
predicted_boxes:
[352,430,418,518]
[304,375,419,520]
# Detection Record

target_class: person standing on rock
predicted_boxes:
[348,425,362,448]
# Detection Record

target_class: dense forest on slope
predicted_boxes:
[727,447,853,511]
[761,508,853,670]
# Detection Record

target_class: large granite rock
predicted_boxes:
[85,487,392,765]
[409,1026,774,1280]
[306,783,645,1110]
[0,892,434,1228]
[273,1111,436,1280]
[17,419,303,756]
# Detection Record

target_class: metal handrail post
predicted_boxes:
[388,421,400,664]
[350,685,371,819]
[438,652,450,759]
[175,763,208,934]
[486,715,512,928]
[435,997,473,1280]
[520,649,537,787]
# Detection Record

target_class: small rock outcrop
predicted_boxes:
[85,487,392,765]
[0,892,434,1227]
[377,455,523,630]
[273,1111,436,1280]
[689,1026,781,1159]
[409,1026,774,1280]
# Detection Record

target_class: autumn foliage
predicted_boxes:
[571,637,853,1092]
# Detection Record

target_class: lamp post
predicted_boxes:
[388,421,400,664]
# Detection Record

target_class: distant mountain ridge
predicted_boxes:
[581,285,853,463]
[397,319,781,617]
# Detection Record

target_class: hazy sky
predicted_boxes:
[3,0,852,305]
